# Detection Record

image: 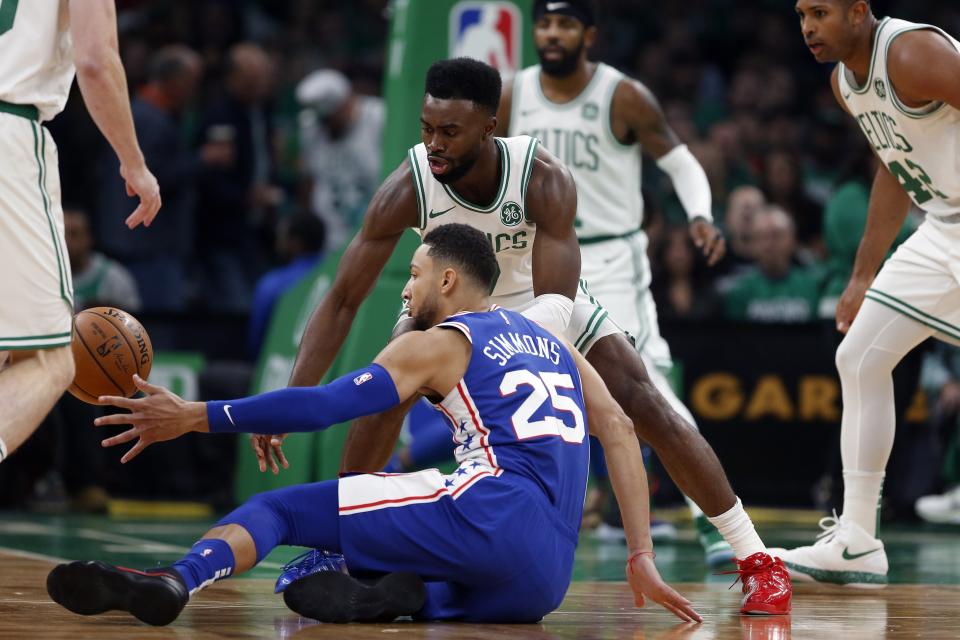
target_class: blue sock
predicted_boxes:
[171,539,236,595]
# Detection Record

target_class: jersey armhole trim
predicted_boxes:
[520,137,539,214]
[437,321,473,344]
[885,26,949,119]
[408,149,427,229]
[849,16,891,95]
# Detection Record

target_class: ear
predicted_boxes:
[483,115,498,140]
[850,0,870,25]
[583,25,598,50]
[440,267,459,294]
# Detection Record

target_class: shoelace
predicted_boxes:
[718,555,778,590]
[813,510,843,546]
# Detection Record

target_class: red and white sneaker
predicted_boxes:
[727,552,792,615]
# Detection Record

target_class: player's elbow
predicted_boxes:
[590,406,635,448]
[74,54,109,81]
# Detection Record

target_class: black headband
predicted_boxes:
[532,1,595,27]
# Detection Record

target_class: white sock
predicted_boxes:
[706,498,765,560]
[0,436,6,463]
[842,471,884,538]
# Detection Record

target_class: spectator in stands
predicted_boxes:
[196,42,282,312]
[296,69,385,251]
[248,213,326,359]
[66,207,142,312]
[722,205,820,323]
[717,185,765,284]
[98,45,231,312]
[762,148,824,261]
[651,225,720,321]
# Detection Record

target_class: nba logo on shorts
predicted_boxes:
[449,2,520,73]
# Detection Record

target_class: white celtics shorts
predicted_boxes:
[578,230,672,370]
[865,216,960,345]
[0,112,73,351]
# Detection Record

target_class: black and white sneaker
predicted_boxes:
[47,560,189,626]
[283,571,426,623]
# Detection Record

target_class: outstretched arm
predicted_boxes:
[287,162,419,387]
[613,78,723,265]
[94,330,470,463]
[563,341,700,622]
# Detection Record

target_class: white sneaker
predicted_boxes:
[915,486,960,524]
[767,513,887,588]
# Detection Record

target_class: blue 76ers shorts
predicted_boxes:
[338,465,578,623]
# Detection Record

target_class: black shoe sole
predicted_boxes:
[283,571,426,623]
[47,561,187,626]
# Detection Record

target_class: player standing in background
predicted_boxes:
[0,0,160,461]
[48,224,699,625]
[498,0,731,566]
[772,0,960,587]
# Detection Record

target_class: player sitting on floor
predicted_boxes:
[46,223,700,626]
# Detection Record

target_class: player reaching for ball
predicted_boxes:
[48,224,699,625]
[0,1,161,461]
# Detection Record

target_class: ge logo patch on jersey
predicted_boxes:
[500,201,524,227]
[449,2,520,73]
[874,79,887,100]
[353,372,373,386]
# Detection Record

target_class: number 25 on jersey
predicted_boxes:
[500,370,586,444]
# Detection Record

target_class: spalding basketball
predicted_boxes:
[68,307,153,404]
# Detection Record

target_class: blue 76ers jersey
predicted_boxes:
[432,308,590,532]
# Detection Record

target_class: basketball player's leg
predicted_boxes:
[585,332,790,613]
[770,301,934,586]
[580,238,732,561]
[0,347,75,462]
[585,334,736,515]
[48,479,351,625]
[0,115,75,463]
[771,221,960,586]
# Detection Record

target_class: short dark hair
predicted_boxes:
[422,223,498,294]
[425,58,502,115]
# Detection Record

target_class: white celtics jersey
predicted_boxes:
[409,135,539,298]
[509,63,642,240]
[0,0,73,122]
[839,17,960,217]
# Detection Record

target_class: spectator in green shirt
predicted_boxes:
[723,205,820,323]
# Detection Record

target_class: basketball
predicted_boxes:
[67,307,153,404]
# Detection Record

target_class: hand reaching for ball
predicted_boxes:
[95,374,209,463]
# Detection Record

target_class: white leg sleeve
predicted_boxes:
[835,299,933,535]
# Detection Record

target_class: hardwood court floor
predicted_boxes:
[2,513,959,639]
